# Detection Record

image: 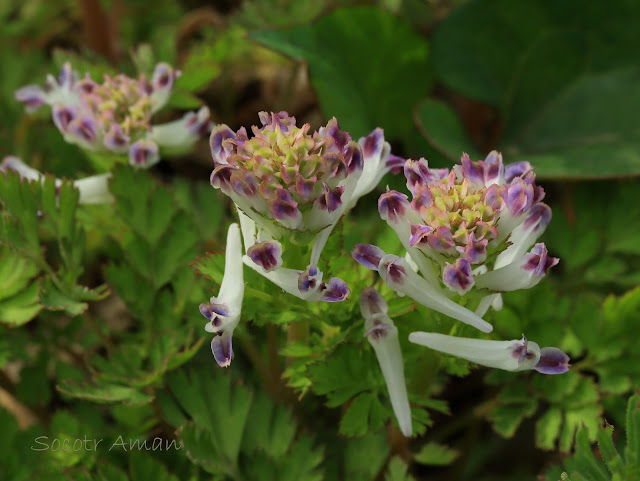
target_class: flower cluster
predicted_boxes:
[16,62,211,168]
[197,112,570,437]
[201,111,396,364]
[353,151,558,331]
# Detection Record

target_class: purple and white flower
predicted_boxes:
[210,112,395,302]
[1,156,113,204]
[361,288,412,437]
[408,332,570,374]
[16,62,211,168]
[199,223,244,367]
[352,152,558,333]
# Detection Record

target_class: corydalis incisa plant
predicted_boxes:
[1,156,112,205]
[353,151,558,333]
[16,62,211,169]
[209,111,397,304]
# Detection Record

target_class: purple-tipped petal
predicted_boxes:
[522,243,559,277]
[534,347,570,374]
[352,244,386,270]
[379,188,409,223]
[427,225,456,253]
[381,257,407,285]
[58,62,74,90]
[70,116,98,144]
[210,164,237,191]
[505,161,532,182]
[320,277,350,302]
[246,240,283,272]
[404,158,436,193]
[443,258,474,295]
[129,139,159,168]
[409,223,434,247]
[152,62,178,91]
[52,106,76,132]
[15,85,47,112]
[362,128,384,160]
[268,188,301,224]
[364,320,394,340]
[506,180,534,217]
[211,332,234,368]
[298,265,322,293]
[461,232,488,264]
[386,154,405,174]
[522,203,552,232]
[344,141,364,174]
[360,287,388,318]
[411,183,434,211]
[317,183,344,213]
[460,153,484,185]
[209,125,236,165]
[103,124,130,152]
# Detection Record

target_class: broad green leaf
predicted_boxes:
[250,6,431,143]
[415,99,481,162]
[429,0,640,178]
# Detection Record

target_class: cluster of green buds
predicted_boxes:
[16,62,211,168]
[201,111,396,365]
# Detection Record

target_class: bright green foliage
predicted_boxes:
[58,166,204,405]
[159,367,324,481]
[0,172,109,324]
[414,442,459,466]
[250,7,431,144]
[548,393,640,481]
[426,0,640,178]
[385,457,416,481]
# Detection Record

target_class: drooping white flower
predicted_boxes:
[361,288,412,437]
[199,223,244,367]
[409,332,570,374]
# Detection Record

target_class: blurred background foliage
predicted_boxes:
[1,0,639,480]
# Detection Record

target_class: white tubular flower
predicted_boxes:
[1,156,113,204]
[15,62,211,168]
[360,288,412,437]
[198,223,244,367]
[409,332,570,374]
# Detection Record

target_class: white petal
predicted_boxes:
[474,259,540,292]
[236,206,257,251]
[217,223,245,312]
[1,156,43,182]
[409,332,540,371]
[379,255,492,333]
[365,313,412,437]
[474,293,499,317]
[150,107,210,150]
[74,174,113,204]
[243,256,321,302]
